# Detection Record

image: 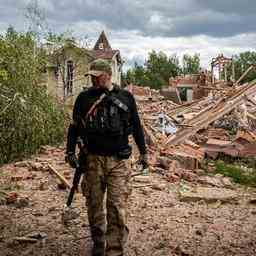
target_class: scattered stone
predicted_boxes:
[39,145,56,154]
[167,173,180,183]
[141,187,152,195]
[154,167,166,175]
[0,197,7,205]
[174,244,193,256]
[11,232,47,244]
[6,191,18,204]
[194,169,206,176]
[26,231,47,240]
[169,160,180,172]
[14,161,29,168]
[56,160,66,165]
[12,237,38,243]
[195,229,203,236]
[248,198,256,204]
[24,173,33,180]
[11,175,24,182]
[15,197,29,208]
[133,175,151,183]
[157,156,172,169]
[151,183,166,191]
[165,201,175,207]
[33,211,44,217]
[179,187,239,203]
[29,162,47,172]
[215,173,224,179]
[197,176,223,187]
[57,181,68,190]
[48,206,58,212]
[181,170,198,182]
[39,180,48,191]
[207,163,216,173]
[221,177,234,189]
[63,170,71,177]
[62,206,80,224]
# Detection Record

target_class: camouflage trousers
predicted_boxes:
[81,154,132,256]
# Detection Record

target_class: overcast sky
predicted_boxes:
[0,0,255,70]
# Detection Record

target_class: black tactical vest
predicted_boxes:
[84,94,129,137]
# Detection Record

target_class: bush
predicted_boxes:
[0,28,65,165]
[215,160,256,187]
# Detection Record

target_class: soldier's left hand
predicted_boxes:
[65,152,79,169]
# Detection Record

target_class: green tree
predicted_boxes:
[0,28,64,165]
[233,51,256,83]
[146,51,180,86]
[182,54,201,74]
[133,62,149,86]
[124,51,181,89]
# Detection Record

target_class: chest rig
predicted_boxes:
[84,91,130,137]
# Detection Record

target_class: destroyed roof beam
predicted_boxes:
[165,80,256,146]
[235,65,256,85]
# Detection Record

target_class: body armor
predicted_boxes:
[85,94,130,137]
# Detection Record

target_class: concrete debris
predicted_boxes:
[6,191,19,204]
[12,232,47,244]
[0,197,7,205]
[179,187,239,203]
[26,231,48,240]
[128,78,256,184]
[62,206,80,224]
[29,162,48,172]
[14,161,30,168]
[197,176,228,188]
[204,130,256,158]
[15,197,30,208]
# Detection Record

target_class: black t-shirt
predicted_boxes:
[67,85,147,156]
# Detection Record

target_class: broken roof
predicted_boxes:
[93,30,112,51]
[91,31,122,63]
[91,49,121,62]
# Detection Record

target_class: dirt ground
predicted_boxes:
[1,146,256,256]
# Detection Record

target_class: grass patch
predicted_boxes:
[215,160,256,187]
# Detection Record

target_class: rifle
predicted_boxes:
[66,138,85,207]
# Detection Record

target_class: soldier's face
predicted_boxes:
[92,72,111,88]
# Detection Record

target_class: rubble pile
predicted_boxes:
[130,79,256,183]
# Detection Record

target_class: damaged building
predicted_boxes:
[44,31,123,105]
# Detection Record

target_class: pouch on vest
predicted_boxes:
[116,145,132,159]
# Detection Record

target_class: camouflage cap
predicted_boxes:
[85,59,112,77]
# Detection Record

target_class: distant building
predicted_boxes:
[44,40,93,106]
[168,73,208,102]
[44,31,123,105]
[90,31,123,85]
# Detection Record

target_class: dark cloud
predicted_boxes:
[196,0,256,15]
[0,0,255,38]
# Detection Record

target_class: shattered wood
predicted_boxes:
[130,80,256,173]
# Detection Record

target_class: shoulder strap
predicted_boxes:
[85,93,107,119]
[109,96,129,112]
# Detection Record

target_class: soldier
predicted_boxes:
[65,59,148,256]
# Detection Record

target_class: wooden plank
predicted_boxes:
[247,95,256,106]
[235,65,255,85]
[165,80,256,146]
[48,164,72,189]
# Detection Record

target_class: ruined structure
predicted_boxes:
[44,31,123,105]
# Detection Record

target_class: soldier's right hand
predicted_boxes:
[65,152,79,169]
